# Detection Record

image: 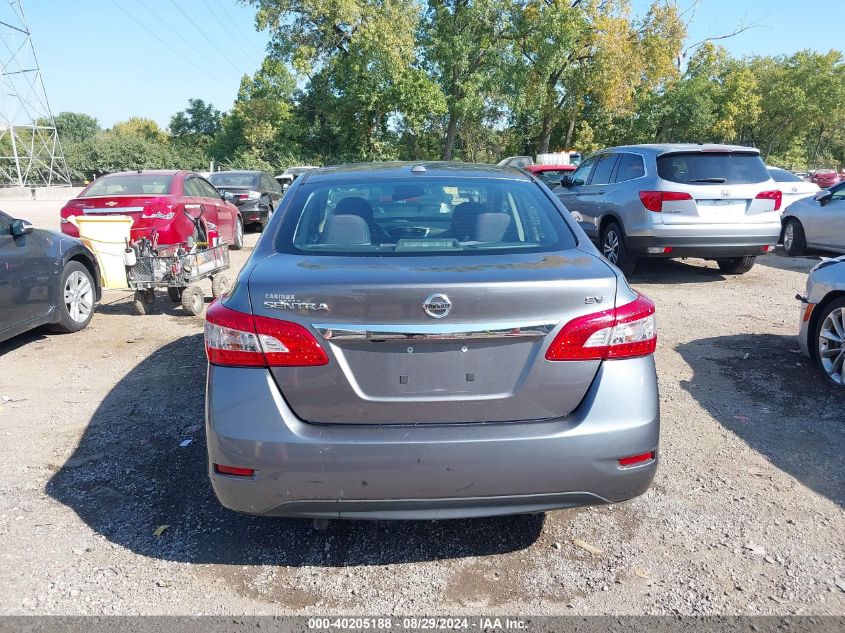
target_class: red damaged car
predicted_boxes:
[809,169,841,189]
[60,170,244,250]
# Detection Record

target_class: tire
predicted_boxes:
[132,289,155,315]
[48,261,95,333]
[211,275,230,299]
[231,217,244,250]
[181,284,205,316]
[783,219,806,256]
[601,221,637,276]
[813,297,845,387]
[167,286,184,304]
[717,256,756,274]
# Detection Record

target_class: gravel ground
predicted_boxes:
[0,201,843,616]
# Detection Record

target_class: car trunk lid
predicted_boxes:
[248,250,618,425]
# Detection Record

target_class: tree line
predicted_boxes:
[54,0,845,183]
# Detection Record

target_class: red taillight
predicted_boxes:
[755,190,782,211]
[618,451,655,467]
[214,464,255,477]
[204,301,329,368]
[545,294,657,361]
[639,191,692,212]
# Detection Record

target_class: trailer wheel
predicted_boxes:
[133,289,155,315]
[167,286,183,304]
[211,275,230,299]
[181,285,205,316]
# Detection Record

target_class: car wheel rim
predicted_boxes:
[784,224,793,250]
[64,271,93,323]
[819,307,845,385]
[603,231,619,263]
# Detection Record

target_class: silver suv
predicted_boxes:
[556,144,783,275]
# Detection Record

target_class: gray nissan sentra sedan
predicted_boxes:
[204,162,659,520]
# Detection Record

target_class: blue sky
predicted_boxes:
[24,0,841,129]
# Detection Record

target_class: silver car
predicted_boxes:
[782,182,845,256]
[204,162,659,521]
[557,144,783,275]
[798,255,845,386]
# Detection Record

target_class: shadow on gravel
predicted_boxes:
[755,250,820,274]
[46,334,543,566]
[677,333,845,508]
[631,258,726,284]
[0,328,47,355]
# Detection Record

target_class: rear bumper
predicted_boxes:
[626,223,781,258]
[205,356,660,520]
[236,201,268,224]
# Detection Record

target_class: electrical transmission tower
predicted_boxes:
[0,0,70,187]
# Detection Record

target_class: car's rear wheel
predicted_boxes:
[231,217,244,250]
[814,298,845,387]
[181,284,205,316]
[601,221,637,276]
[783,219,806,256]
[717,256,756,274]
[48,261,95,333]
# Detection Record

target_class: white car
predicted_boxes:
[768,167,819,209]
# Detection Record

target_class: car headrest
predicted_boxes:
[321,214,371,245]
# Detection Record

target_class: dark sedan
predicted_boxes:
[208,170,284,231]
[0,210,101,344]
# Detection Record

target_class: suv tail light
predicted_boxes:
[546,294,656,361]
[755,190,782,211]
[639,191,693,212]
[205,301,329,367]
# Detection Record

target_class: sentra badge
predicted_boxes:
[264,293,329,312]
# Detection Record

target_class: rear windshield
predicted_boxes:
[657,152,769,185]
[82,174,173,197]
[533,169,572,186]
[209,172,259,188]
[275,177,575,257]
[768,168,803,183]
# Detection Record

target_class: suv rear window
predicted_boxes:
[82,174,173,197]
[657,152,769,185]
[768,168,803,183]
[276,177,575,256]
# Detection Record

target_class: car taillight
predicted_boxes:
[755,190,782,211]
[638,191,693,212]
[141,204,175,220]
[205,301,329,367]
[545,294,656,361]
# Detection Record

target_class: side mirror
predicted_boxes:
[815,190,833,206]
[10,219,33,236]
[222,191,235,202]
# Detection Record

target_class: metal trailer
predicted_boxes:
[126,244,230,316]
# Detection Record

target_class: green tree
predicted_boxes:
[111,117,167,143]
[53,112,100,143]
[170,99,223,138]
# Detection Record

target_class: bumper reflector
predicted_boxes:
[214,464,255,477]
[618,451,656,468]
[762,245,775,253]
[647,247,673,254]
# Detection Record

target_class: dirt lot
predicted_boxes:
[0,200,843,616]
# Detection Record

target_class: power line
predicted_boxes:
[136,0,246,78]
[107,0,233,91]
[167,0,245,77]
[202,0,260,66]
[209,0,264,55]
